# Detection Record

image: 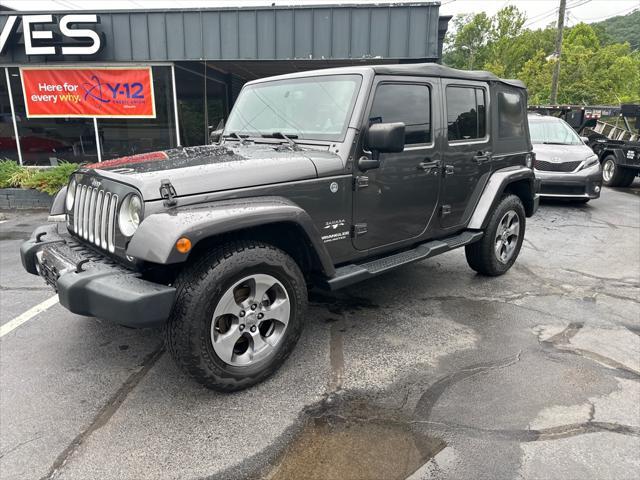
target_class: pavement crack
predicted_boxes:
[542,322,584,346]
[587,402,596,423]
[413,352,522,420]
[0,435,42,460]
[411,420,640,442]
[0,285,52,291]
[39,345,164,480]
[562,269,640,288]
[326,317,346,395]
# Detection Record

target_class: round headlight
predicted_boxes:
[118,194,142,237]
[66,178,76,211]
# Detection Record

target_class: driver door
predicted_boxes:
[352,78,441,251]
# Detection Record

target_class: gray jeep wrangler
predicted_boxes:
[21,64,539,391]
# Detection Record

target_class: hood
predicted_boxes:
[80,143,342,201]
[532,143,595,163]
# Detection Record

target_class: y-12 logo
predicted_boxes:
[83,75,145,104]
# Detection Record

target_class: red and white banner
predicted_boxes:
[20,67,156,118]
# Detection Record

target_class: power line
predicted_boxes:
[569,5,639,22]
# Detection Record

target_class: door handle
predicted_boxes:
[473,152,492,165]
[418,159,441,173]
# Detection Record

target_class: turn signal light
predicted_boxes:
[176,237,192,254]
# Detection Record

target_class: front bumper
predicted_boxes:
[535,164,603,199]
[20,224,175,328]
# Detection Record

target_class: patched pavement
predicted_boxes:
[1,182,638,480]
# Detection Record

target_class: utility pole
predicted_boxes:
[550,0,567,104]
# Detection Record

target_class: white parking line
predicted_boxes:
[0,295,59,338]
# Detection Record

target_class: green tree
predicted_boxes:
[444,11,640,105]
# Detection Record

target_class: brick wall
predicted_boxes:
[0,188,53,210]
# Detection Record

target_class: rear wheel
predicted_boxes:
[602,156,635,187]
[166,240,307,392]
[465,194,525,276]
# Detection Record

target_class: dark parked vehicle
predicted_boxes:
[21,64,538,391]
[528,114,602,202]
[587,104,640,188]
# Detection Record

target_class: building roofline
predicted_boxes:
[0,2,440,15]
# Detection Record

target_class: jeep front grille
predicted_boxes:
[72,184,118,253]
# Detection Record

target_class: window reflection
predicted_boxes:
[98,66,176,160]
[0,69,19,162]
[175,63,228,147]
[370,84,431,145]
[7,67,97,166]
[498,91,524,138]
[446,86,486,141]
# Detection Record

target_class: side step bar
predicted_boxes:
[323,230,483,291]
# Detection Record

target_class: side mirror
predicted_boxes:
[366,122,405,154]
[580,136,589,144]
[210,129,223,144]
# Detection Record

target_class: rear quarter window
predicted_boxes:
[498,91,525,138]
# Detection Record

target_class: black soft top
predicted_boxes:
[372,63,526,89]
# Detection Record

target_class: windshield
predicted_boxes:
[224,74,362,142]
[528,118,583,145]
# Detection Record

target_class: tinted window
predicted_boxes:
[498,91,524,138]
[446,86,486,141]
[369,84,431,145]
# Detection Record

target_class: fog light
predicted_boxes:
[176,237,192,254]
[594,185,601,193]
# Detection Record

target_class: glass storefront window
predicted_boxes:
[4,62,230,165]
[0,69,20,162]
[98,66,177,160]
[7,67,97,166]
[175,63,228,147]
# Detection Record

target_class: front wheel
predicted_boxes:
[166,240,307,392]
[602,156,635,187]
[465,194,525,276]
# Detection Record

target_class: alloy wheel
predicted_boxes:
[602,159,615,183]
[494,210,520,264]
[211,274,290,366]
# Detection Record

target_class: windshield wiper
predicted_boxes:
[263,132,301,150]
[222,132,251,145]
[542,141,572,145]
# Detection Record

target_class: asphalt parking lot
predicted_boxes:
[1,182,639,480]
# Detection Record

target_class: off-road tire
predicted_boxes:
[602,155,635,187]
[165,240,307,392]
[465,194,525,276]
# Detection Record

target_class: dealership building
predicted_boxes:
[0,3,450,165]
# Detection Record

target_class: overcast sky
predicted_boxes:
[1,0,639,29]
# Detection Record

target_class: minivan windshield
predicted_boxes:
[528,117,583,145]
[223,74,362,142]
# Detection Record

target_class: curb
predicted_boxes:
[0,188,54,210]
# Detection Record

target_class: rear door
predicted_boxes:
[439,81,492,229]
[352,77,441,251]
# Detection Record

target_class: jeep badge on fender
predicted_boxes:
[21,64,539,391]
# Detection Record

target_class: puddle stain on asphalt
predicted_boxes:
[309,290,379,316]
[266,399,446,480]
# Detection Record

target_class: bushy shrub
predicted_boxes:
[0,160,23,188]
[0,160,80,195]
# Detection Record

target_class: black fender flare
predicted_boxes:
[600,148,628,165]
[126,196,335,275]
[49,186,67,216]
[467,166,538,229]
